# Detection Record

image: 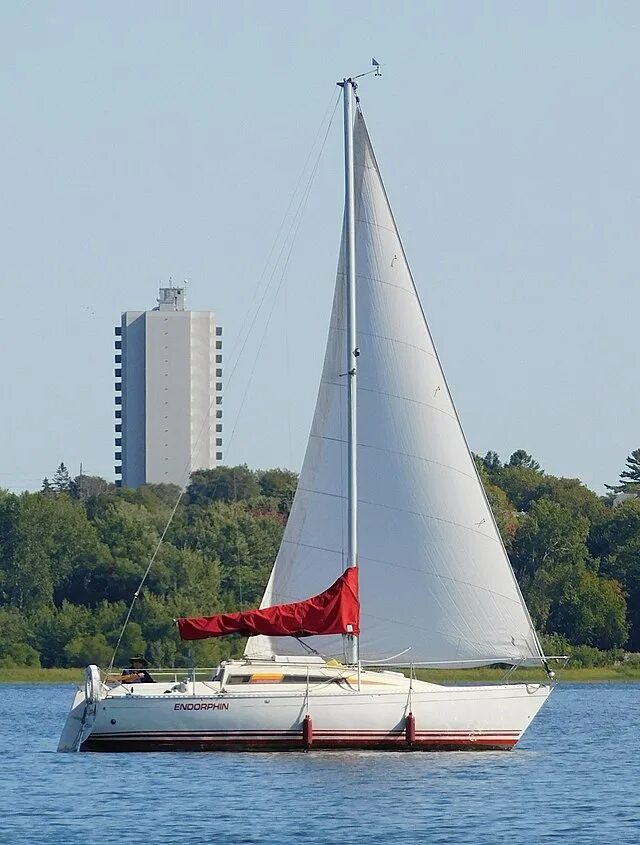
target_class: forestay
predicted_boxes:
[246,108,544,667]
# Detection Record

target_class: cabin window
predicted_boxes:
[225,674,333,685]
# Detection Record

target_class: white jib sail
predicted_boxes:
[246,109,544,667]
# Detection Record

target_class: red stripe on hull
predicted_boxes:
[81,733,518,753]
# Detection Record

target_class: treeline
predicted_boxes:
[0,451,639,669]
[476,448,640,664]
[0,464,295,669]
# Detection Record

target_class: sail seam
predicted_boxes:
[315,384,455,421]
[306,433,478,485]
[314,380,456,421]
[357,386,456,419]
[354,217,397,236]
[358,557,526,605]
[360,611,532,660]
[327,324,438,361]
[294,485,505,544]
[358,272,419,297]
[277,539,524,606]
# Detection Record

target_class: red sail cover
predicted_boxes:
[177,568,359,641]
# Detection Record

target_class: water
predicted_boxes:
[1,683,638,844]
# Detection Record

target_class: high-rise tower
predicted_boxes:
[115,283,222,488]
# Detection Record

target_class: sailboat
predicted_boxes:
[59,77,554,753]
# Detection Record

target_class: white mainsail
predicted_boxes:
[246,108,544,667]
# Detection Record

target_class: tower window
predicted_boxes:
[216,355,222,364]
[115,326,122,336]
[216,383,222,391]
[216,438,222,446]
[216,452,223,461]
[216,341,222,350]
[216,424,222,432]
[215,326,222,336]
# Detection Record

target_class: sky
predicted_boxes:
[1,1,638,494]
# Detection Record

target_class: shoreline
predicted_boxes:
[3,666,640,684]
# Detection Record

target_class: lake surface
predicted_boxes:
[0,682,638,844]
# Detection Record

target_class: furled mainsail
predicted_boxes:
[245,108,544,667]
[177,568,359,641]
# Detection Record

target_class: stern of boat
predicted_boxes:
[57,665,104,752]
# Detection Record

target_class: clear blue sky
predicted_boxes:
[1,1,637,493]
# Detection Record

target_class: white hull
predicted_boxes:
[59,662,552,752]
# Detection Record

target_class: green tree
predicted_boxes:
[512,499,590,583]
[484,482,518,548]
[606,449,640,495]
[173,500,281,609]
[511,499,628,648]
[70,474,113,501]
[86,498,160,604]
[258,468,298,513]
[34,602,94,667]
[482,450,502,476]
[0,607,40,667]
[52,462,72,493]
[63,633,113,667]
[187,465,260,505]
[497,465,551,511]
[507,450,542,472]
[591,499,640,648]
[543,477,606,523]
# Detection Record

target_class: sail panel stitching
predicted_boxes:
[295,485,504,544]
[306,434,477,485]
[327,324,438,362]
[278,539,525,607]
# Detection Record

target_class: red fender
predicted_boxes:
[303,714,313,749]
[406,712,416,747]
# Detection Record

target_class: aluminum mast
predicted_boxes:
[340,77,359,665]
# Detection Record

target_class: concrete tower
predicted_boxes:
[115,283,222,488]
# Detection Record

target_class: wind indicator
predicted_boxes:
[339,59,383,87]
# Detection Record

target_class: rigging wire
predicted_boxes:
[223,90,341,395]
[225,88,338,369]
[106,89,341,675]
[225,98,339,455]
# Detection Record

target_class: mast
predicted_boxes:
[341,77,359,665]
